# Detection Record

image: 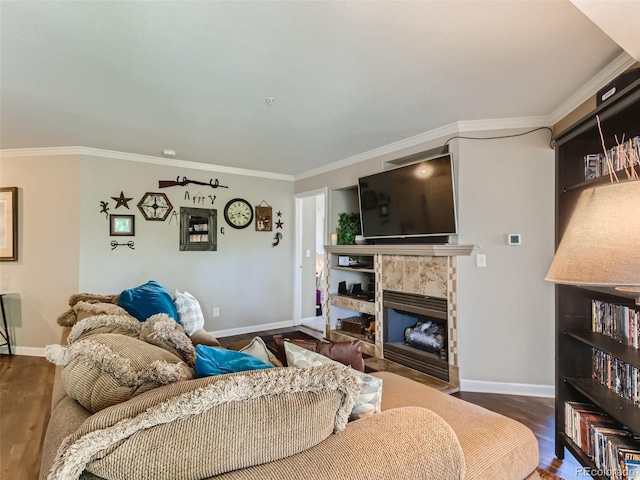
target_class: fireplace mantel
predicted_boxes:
[325,244,477,257]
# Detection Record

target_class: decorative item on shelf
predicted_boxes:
[335,318,343,330]
[255,201,273,231]
[110,191,133,209]
[110,240,134,250]
[109,214,135,236]
[158,176,228,190]
[272,232,282,247]
[545,179,640,304]
[336,212,361,245]
[224,198,253,229]
[0,187,18,262]
[355,234,365,245]
[137,192,173,221]
[99,201,110,219]
[330,233,338,245]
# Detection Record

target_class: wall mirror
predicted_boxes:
[180,207,217,251]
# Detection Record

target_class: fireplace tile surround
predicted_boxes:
[324,244,475,390]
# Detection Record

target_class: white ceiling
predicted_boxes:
[0,1,636,176]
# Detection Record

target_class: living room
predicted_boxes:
[1,2,639,480]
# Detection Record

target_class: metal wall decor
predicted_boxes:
[111,240,135,250]
[255,201,272,231]
[272,232,282,247]
[111,191,133,209]
[100,201,110,219]
[159,176,228,190]
[137,192,173,221]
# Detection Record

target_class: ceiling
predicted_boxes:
[1,1,637,177]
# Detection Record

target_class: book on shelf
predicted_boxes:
[565,401,640,479]
[583,136,640,181]
[592,349,640,405]
[592,299,639,350]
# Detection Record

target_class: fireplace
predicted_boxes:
[383,290,449,381]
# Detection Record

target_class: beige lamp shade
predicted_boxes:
[545,180,640,289]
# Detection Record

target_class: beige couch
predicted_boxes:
[40,320,541,480]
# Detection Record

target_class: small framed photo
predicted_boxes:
[255,205,272,231]
[110,214,135,236]
[0,187,18,261]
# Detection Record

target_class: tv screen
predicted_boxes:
[358,153,458,239]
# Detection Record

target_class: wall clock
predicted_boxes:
[137,192,173,221]
[224,198,253,229]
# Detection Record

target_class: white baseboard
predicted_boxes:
[0,346,46,357]
[460,379,554,398]
[209,319,296,339]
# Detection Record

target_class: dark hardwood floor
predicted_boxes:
[1,327,583,479]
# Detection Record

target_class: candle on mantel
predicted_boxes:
[330,234,338,245]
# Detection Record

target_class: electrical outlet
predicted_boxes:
[213,307,220,317]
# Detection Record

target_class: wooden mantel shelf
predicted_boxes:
[325,244,477,256]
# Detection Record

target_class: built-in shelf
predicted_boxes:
[331,266,375,274]
[330,329,376,356]
[558,434,607,480]
[565,329,640,368]
[329,294,375,315]
[565,377,640,435]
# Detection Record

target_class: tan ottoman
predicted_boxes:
[372,372,540,480]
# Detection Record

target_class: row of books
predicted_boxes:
[584,136,640,181]
[565,401,640,480]
[593,300,640,349]
[592,349,640,405]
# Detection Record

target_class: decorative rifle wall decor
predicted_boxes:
[110,240,135,250]
[100,201,110,219]
[159,177,228,190]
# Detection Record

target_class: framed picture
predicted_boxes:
[0,187,18,261]
[255,205,273,231]
[179,207,217,251]
[110,214,135,236]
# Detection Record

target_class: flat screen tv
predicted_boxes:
[357,153,458,240]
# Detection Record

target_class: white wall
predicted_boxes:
[300,196,317,318]
[455,129,555,388]
[294,129,556,389]
[79,154,295,334]
[0,153,81,352]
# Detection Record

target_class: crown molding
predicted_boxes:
[0,146,295,182]
[548,51,636,125]
[294,116,550,181]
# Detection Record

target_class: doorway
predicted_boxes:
[294,189,327,332]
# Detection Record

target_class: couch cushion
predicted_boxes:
[45,333,193,413]
[195,344,274,377]
[189,328,221,347]
[285,341,381,421]
[372,371,540,480]
[119,280,179,322]
[173,290,205,335]
[46,364,360,480]
[238,336,283,367]
[67,314,142,344]
[274,335,364,371]
[139,314,196,367]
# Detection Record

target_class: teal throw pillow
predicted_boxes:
[119,280,179,322]
[195,345,274,378]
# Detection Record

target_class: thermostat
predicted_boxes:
[508,234,521,246]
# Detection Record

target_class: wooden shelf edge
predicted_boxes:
[565,377,640,435]
[565,329,640,368]
[559,433,609,480]
[331,266,374,273]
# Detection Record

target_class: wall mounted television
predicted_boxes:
[357,153,458,241]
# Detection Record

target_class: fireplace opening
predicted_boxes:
[383,290,448,381]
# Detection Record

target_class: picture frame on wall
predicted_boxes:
[255,205,272,231]
[110,214,135,236]
[0,187,18,261]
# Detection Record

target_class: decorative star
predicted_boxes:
[275,219,284,229]
[276,211,282,217]
[111,191,133,209]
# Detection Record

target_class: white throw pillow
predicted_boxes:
[174,290,205,336]
[284,341,382,421]
[239,337,283,367]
